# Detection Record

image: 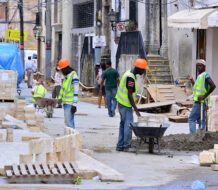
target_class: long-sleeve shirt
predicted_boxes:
[25,60,36,71]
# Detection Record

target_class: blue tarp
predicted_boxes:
[0,43,24,87]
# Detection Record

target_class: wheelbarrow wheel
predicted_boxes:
[149,138,154,153]
[46,105,53,118]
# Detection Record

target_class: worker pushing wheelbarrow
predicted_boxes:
[32,79,58,118]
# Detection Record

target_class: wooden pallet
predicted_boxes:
[4,162,80,183]
[0,99,14,103]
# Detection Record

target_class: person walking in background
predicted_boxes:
[116,59,149,152]
[52,67,64,108]
[25,56,36,88]
[57,58,79,129]
[188,59,216,134]
[100,61,120,117]
[96,63,107,108]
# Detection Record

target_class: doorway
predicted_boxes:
[196,29,206,60]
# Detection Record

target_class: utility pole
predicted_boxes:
[18,0,24,69]
[45,0,52,79]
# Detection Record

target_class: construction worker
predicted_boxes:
[115,59,149,152]
[188,59,216,134]
[25,56,36,88]
[32,79,47,103]
[57,58,79,129]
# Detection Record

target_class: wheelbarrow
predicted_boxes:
[34,97,58,118]
[130,122,170,154]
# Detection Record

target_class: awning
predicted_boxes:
[168,8,217,29]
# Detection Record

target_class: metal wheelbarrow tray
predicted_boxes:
[130,122,169,154]
[35,97,58,118]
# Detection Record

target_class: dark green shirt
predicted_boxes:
[102,68,119,90]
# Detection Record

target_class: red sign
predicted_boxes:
[117,23,125,32]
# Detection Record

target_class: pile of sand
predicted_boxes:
[160,131,218,151]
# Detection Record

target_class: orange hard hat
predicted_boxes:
[57,58,70,70]
[134,59,149,70]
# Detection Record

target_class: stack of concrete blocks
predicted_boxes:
[19,128,82,164]
[199,144,218,171]
[15,99,26,121]
[208,96,218,132]
[0,70,17,100]
[24,106,42,132]
[6,128,13,142]
[35,112,45,131]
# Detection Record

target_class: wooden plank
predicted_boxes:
[137,101,175,111]
[48,162,59,175]
[41,163,51,176]
[63,162,74,175]
[168,116,188,123]
[27,164,36,176]
[19,164,28,176]
[6,170,12,177]
[56,162,66,175]
[34,163,43,176]
[70,162,80,173]
[12,164,20,176]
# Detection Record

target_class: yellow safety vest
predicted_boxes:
[58,71,79,102]
[32,85,47,102]
[193,72,210,103]
[116,70,138,107]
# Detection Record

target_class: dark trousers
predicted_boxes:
[52,85,62,106]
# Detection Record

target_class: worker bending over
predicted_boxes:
[32,79,47,103]
[116,59,149,152]
[57,58,79,129]
[188,59,216,134]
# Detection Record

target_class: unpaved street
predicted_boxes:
[43,101,218,189]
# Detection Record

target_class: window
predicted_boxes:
[73,1,94,28]
[0,3,7,21]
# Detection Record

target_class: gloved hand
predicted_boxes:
[71,105,77,114]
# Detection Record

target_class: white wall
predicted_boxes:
[62,0,73,62]
[168,2,193,80]
[137,1,146,42]
[206,28,218,95]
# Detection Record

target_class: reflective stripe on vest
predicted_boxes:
[58,71,79,102]
[115,70,138,107]
[32,85,47,102]
[193,72,210,103]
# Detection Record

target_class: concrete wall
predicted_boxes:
[62,0,73,68]
[168,2,193,81]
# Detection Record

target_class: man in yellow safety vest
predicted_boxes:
[32,79,47,103]
[188,59,216,134]
[115,59,149,152]
[57,58,79,129]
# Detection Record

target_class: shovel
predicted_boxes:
[200,102,203,131]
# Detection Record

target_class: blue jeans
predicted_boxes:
[116,103,133,149]
[106,88,117,117]
[63,104,75,128]
[188,102,206,134]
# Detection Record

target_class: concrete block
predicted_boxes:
[35,153,46,164]
[24,106,35,114]
[214,144,218,150]
[19,154,33,164]
[6,134,13,142]
[16,99,26,106]
[214,149,218,164]
[42,138,53,153]
[211,164,218,171]
[0,133,3,141]
[26,120,37,126]
[75,133,82,150]
[25,114,35,121]
[82,149,93,156]
[46,152,58,163]
[57,151,70,162]
[64,127,71,135]
[29,127,41,132]
[22,136,40,141]
[199,151,215,166]
[53,136,65,152]
[29,140,43,154]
